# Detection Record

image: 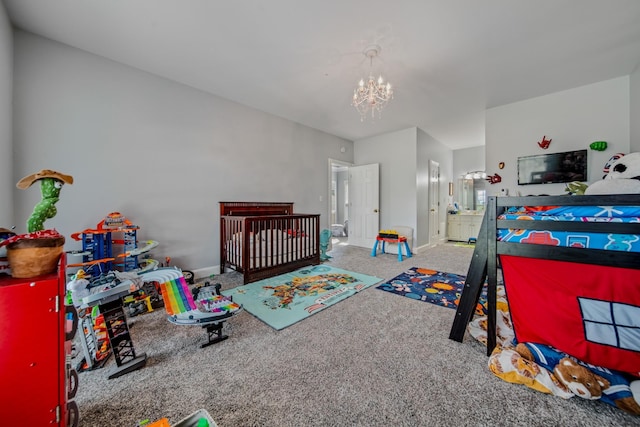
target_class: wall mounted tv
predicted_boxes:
[517,149,588,185]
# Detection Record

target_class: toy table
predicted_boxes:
[371,235,412,261]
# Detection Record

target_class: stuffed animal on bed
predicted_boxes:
[585,152,640,195]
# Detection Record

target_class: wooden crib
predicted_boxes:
[219,202,320,284]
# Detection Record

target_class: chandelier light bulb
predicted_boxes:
[351,45,394,122]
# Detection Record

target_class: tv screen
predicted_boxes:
[517,149,587,185]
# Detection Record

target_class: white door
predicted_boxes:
[348,163,380,248]
[429,160,440,245]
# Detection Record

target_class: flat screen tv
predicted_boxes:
[517,149,587,185]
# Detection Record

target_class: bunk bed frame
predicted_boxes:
[449,194,640,356]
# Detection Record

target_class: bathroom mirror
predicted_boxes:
[458,172,487,211]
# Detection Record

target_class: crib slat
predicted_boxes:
[220,210,320,284]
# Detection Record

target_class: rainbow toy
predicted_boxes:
[160,276,196,315]
[139,268,195,315]
[139,268,242,348]
[195,290,241,315]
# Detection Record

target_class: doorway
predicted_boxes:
[328,159,380,249]
[328,159,351,246]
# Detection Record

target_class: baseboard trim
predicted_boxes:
[414,243,433,254]
[192,265,220,280]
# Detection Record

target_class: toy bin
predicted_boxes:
[173,409,218,427]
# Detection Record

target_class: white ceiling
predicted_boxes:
[4,0,640,150]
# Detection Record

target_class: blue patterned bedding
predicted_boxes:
[497,205,640,252]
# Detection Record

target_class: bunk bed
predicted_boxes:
[449,194,640,377]
[219,202,320,284]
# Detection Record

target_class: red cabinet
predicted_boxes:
[0,254,77,426]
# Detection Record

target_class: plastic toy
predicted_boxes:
[590,141,608,151]
[69,212,159,277]
[75,308,111,372]
[537,135,552,149]
[319,229,332,261]
[1,170,72,278]
[378,229,399,238]
[16,169,74,232]
[486,173,502,184]
[140,268,242,348]
[66,269,91,308]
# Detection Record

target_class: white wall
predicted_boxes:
[354,127,417,236]
[453,146,485,181]
[452,145,485,206]
[12,31,353,272]
[0,3,12,226]
[486,77,630,197]
[631,65,640,152]
[353,127,453,249]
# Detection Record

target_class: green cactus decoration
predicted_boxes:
[27,178,62,232]
[16,169,74,232]
[590,141,608,151]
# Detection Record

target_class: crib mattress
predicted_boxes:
[226,235,314,268]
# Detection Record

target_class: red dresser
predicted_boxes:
[0,254,78,426]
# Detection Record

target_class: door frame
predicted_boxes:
[327,158,353,230]
[429,160,440,246]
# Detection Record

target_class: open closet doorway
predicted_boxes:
[328,159,351,246]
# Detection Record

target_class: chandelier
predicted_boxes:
[352,45,393,121]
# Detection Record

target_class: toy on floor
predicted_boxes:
[69,212,159,277]
[320,229,332,261]
[122,280,164,317]
[468,286,640,415]
[66,269,91,308]
[140,268,242,348]
[161,256,194,284]
[75,306,111,372]
[516,342,640,415]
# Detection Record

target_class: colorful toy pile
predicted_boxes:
[69,212,159,277]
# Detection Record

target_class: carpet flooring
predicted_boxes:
[70,241,639,426]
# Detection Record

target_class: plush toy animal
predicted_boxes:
[487,344,573,398]
[516,342,640,414]
[585,152,640,195]
[552,357,610,400]
[16,169,74,232]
